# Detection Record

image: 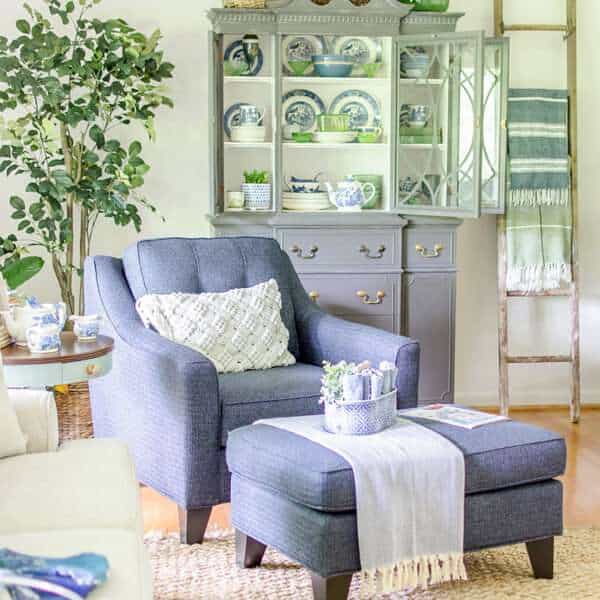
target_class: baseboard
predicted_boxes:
[455,388,600,408]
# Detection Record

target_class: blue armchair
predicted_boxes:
[84,237,419,543]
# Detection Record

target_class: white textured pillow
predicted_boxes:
[136,279,296,374]
[0,354,27,459]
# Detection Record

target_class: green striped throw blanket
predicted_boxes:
[507,89,572,292]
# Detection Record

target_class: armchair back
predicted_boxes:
[122,237,300,357]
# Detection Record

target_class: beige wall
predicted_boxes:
[1,0,597,407]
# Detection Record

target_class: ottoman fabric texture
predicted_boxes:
[231,474,564,578]
[226,418,567,512]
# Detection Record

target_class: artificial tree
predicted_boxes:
[0,0,174,313]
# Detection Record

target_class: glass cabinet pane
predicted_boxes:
[280,34,394,212]
[396,32,484,218]
[217,32,276,214]
[481,38,510,214]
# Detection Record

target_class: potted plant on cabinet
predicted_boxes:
[242,170,271,210]
[0,0,175,314]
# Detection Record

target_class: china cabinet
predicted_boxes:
[207,0,510,404]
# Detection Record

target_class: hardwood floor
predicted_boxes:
[140,408,600,534]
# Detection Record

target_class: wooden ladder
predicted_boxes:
[494,0,581,423]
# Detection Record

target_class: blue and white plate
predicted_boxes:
[332,37,382,75]
[329,90,381,130]
[281,35,327,75]
[223,102,251,139]
[282,89,326,132]
[224,40,264,76]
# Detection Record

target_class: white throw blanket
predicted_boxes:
[258,415,467,595]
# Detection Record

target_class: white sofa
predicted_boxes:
[0,389,153,599]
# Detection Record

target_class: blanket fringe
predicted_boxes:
[507,263,572,293]
[509,188,569,207]
[360,553,467,597]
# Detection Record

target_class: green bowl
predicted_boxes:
[362,62,382,78]
[398,0,449,11]
[289,60,312,76]
[357,132,381,144]
[292,131,313,143]
[317,113,350,132]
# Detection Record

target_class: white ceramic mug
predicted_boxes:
[238,105,265,127]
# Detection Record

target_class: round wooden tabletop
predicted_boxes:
[1,332,114,366]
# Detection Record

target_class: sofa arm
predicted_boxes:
[296,307,420,409]
[84,256,221,508]
[8,389,59,454]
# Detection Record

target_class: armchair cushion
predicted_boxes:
[0,357,27,459]
[8,389,58,454]
[123,237,300,358]
[219,363,322,446]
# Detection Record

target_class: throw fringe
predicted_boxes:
[507,263,572,293]
[360,553,467,597]
[509,188,569,207]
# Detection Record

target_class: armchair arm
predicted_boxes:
[296,304,420,409]
[84,256,220,508]
[8,389,58,454]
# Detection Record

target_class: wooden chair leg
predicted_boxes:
[178,506,212,545]
[310,572,353,600]
[235,530,267,568]
[526,537,554,579]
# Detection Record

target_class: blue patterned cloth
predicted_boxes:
[0,549,108,599]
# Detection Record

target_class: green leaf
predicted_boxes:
[16,20,31,35]
[128,140,142,157]
[89,125,105,148]
[1,256,44,290]
[9,196,25,210]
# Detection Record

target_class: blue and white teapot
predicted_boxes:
[325,180,377,211]
[1,297,66,346]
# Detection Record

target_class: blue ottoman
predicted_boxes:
[227,417,566,600]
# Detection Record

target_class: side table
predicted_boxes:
[1,333,114,440]
[1,332,113,387]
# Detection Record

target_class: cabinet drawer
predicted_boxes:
[339,314,396,334]
[281,228,399,269]
[404,228,455,270]
[300,274,397,317]
[62,353,113,385]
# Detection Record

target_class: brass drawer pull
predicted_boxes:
[86,363,100,377]
[291,244,318,259]
[309,291,320,303]
[415,243,444,258]
[356,290,386,305]
[359,244,386,260]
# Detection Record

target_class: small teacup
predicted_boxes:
[227,191,245,209]
[26,323,61,353]
[70,315,102,341]
[402,104,430,129]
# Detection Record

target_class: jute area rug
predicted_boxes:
[145,528,600,599]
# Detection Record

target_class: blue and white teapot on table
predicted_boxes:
[0,297,66,346]
[325,179,377,211]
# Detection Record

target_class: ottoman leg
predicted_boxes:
[236,530,267,568]
[310,572,353,600]
[526,537,554,579]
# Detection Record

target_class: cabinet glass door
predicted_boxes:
[395,32,484,219]
[481,38,510,214]
[211,32,277,215]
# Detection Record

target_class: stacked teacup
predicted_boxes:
[231,104,266,143]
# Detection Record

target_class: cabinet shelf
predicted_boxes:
[283,142,388,149]
[225,142,273,149]
[282,76,390,85]
[224,76,273,84]
[398,78,444,86]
